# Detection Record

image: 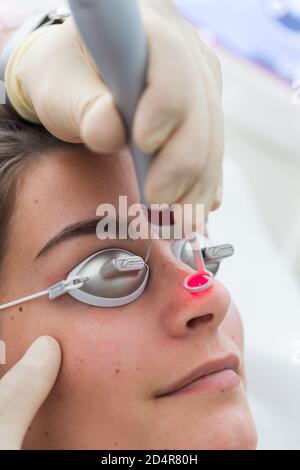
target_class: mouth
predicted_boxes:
[155,354,240,399]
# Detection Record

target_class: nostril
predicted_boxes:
[187,313,213,328]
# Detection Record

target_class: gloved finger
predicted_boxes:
[173,168,219,232]
[143,92,210,206]
[0,336,61,450]
[133,14,190,155]
[196,36,223,95]
[201,57,224,213]
[211,171,223,212]
[175,53,224,222]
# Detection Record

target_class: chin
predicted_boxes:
[159,389,257,450]
[199,399,257,450]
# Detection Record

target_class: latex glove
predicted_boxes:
[0,336,61,450]
[5,0,224,225]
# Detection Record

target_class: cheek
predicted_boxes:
[20,299,151,404]
[57,313,134,398]
[47,303,160,440]
[219,302,244,353]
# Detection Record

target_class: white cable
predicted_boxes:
[0,289,49,310]
[0,276,89,311]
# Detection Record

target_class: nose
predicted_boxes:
[147,241,231,339]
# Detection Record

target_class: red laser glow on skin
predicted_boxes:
[186,272,212,289]
[183,270,214,294]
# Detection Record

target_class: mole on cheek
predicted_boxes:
[19,307,23,312]
[75,357,84,364]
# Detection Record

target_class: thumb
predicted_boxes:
[0,336,61,450]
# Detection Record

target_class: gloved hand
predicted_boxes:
[0,336,61,450]
[5,0,224,226]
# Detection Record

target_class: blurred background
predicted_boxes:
[1,0,300,449]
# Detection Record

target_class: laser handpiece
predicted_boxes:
[69,0,152,207]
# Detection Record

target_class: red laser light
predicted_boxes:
[186,272,212,289]
[183,271,214,293]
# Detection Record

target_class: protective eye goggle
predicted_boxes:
[0,235,233,311]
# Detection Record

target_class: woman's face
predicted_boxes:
[0,147,256,450]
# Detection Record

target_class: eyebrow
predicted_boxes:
[35,217,116,259]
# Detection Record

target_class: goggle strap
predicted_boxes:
[48,276,89,300]
[0,276,89,311]
[0,289,49,311]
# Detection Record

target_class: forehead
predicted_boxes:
[9,146,140,258]
[22,145,138,204]
[20,145,138,210]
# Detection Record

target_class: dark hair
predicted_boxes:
[0,119,74,265]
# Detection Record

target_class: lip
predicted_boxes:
[155,354,240,399]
